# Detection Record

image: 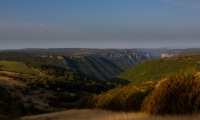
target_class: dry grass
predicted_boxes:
[0,76,26,87]
[21,109,200,120]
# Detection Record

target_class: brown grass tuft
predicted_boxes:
[21,109,200,120]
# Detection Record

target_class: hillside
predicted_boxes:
[0,61,119,119]
[116,55,200,83]
[78,56,200,114]
[0,49,151,80]
[78,71,200,113]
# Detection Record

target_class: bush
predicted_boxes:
[77,85,152,112]
[142,72,200,115]
[0,87,26,119]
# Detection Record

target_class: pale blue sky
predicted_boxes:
[0,0,200,49]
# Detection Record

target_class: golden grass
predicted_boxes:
[0,61,39,76]
[21,109,200,120]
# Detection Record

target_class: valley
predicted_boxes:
[1,0,200,119]
[0,48,200,120]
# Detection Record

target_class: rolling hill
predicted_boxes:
[78,55,200,114]
[116,55,200,83]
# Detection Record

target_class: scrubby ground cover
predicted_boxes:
[0,61,120,119]
[78,70,200,115]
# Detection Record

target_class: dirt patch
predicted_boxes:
[155,78,167,89]
[0,76,25,87]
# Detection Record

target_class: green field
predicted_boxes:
[0,61,39,76]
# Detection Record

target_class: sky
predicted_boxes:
[0,0,200,49]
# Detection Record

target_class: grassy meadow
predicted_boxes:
[0,61,39,76]
[21,109,200,120]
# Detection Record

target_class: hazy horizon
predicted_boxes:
[1,45,200,50]
[1,0,200,49]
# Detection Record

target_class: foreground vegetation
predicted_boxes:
[0,87,40,120]
[21,109,200,120]
[78,70,200,115]
[142,71,200,115]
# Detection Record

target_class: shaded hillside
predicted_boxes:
[0,61,119,119]
[0,49,151,80]
[116,55,200,83]
[63,56,128,80]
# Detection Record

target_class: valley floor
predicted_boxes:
[21,109,200,120]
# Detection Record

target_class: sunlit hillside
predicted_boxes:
[117,55,200,83]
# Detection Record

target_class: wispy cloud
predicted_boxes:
[162,0,200,10]
[0,21,51,30]
[0,21,64,40]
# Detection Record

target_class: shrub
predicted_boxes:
[142,72,200,115]
[77,86,152,112]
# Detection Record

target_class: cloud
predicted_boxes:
[162,0,200,10]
